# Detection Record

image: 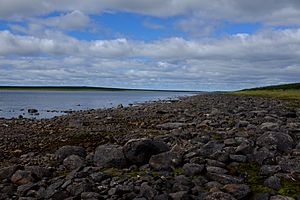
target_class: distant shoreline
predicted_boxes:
[0,86,200,93]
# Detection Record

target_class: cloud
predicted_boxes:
[0,28,299,90]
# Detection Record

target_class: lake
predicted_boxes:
[0,90,196,119]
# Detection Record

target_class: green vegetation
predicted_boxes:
[0,85,197,93]
[172,167,183,176]
[230,83,300,104]
[278,178,300,198]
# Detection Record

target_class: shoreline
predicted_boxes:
[0,93,300,199]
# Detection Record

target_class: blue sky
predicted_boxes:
[0,0,300,91]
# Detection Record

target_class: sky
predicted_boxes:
[0,0,300,91]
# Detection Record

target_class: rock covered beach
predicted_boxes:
[0,93,300,200]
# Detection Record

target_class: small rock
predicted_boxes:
[206,173,243,185]
[229,155,247,162]
[260,122,279,131]
[223,184,250,199]
[11,170,36,185]
[260,165,281,176]
[94,145,127,168]
[140,182,157,199]
[182,163,204,176]
[199,141,225,157]
[157,122,187,130]
[169,191,189,200]
[63,155,85,170]
[0,165,20,180]
[264,176,281,190]
[278,157,300,173]
[24,166,52,179]
[203,191,237,200]
[81,192,101,200]
[206,166,228,174]
[28,109,38,114]
[270,195,294,200]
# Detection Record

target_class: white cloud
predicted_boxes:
[0,28,299,90]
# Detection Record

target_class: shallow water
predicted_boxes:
[0,90,196,119]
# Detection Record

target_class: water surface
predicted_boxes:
[0,90,196,119]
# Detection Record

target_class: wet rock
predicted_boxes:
[149,145,183,170]
[264,176,281,190]
[11,170,36,185]
[56,145,86,161]
[223,184,250,199]
[123,138,170,165]
[203,191,237,200]
[182,163,204,176]
[63,155,85,170]
[206,173,243,185]
[257,132,295,152]
[93,145,127,168]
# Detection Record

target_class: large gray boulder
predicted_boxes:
[256,132,295,152]
[123,138,170,165]
[93,145,127,168]
[55,145,86,161]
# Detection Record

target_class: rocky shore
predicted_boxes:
[0,93,300,200]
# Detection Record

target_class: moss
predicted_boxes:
[212,133,222,140]
[151,171,160,178]
[238,163,270,193]
[278,178,300,198]
[172,167,183,176]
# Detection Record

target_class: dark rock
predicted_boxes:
[81,192,101,200]
[205,181,223,189]
[140,182,157,199]
[169,191,189,200]
[157,122,187,130]
[17,183,39,196]
[94,145,127,168]
[251,147,275,165]
[270,195,294,200]
[252,192,271,200]
[123,138,170,165]
[260,165,281,176]
[11,170,36,185]
[45,179,64,199]
[257,132,295,152]
[0,165,20,180]
[229,155,247,162]
[173,175,194,192]
[28,109,38,114]
[198,141,225,157]
[235,143,253,155]
[206,166,228,174]
[206,173,243,185]
[182,163,204,176]
[90,172,110,182]
[264,176,281,190]
[63,155,85,170]
[56,145,86,161]
[223,184,250,199]
[203,191,237,200]
[206,159,226,168]
[24,166,52,179]
[279,157,300,173]
[66,179,92,196]
[149,145,183,170]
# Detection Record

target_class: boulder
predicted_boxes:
[55,145,86,161]
[63,155,85,170]
[182,163,204,176]
[264,176,281,190]
[94,145,127,168]
[257,132,295,152]
[123,138,170,165]
[149,145,184,170]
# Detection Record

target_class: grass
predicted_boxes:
[229,83,300,106]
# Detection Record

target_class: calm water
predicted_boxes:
[0,90,196,119]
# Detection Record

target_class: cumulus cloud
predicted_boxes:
[0,28,299,90]
[1,0,300,26]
